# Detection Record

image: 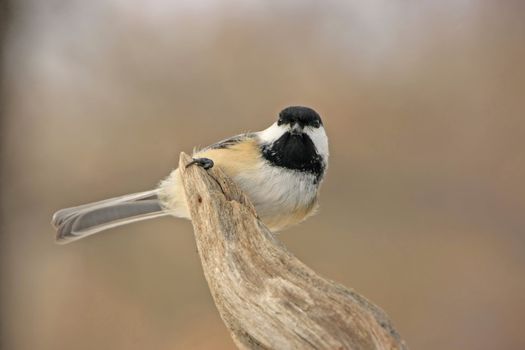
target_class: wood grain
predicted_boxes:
[179,152,408,350]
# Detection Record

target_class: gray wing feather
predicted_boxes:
[201,132,256,151]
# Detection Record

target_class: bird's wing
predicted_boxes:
[199,132,257,152]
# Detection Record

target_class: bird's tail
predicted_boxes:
[52,190,168,244]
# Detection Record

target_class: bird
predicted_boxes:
[52,106,329,244]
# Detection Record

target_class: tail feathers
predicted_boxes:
[52,190,159,228]
[52,190,168,244]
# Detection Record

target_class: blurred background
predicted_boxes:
[1,1,525,349]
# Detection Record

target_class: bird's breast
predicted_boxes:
[232,162,320,231]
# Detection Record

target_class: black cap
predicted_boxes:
[278,106,323,128]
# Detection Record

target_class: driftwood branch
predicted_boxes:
[179,153,408,350]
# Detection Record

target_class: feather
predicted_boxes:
[53,190,168,244]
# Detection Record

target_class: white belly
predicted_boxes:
[232,163,320,231]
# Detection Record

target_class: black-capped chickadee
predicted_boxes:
[52,106,329,243]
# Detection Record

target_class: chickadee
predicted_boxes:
[52,106,329,243]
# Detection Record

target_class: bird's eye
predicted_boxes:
[312,120,320,128]
[277,120,284,126]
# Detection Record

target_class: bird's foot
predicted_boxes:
[186,157,214,170]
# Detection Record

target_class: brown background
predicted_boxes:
[2,1,525,349]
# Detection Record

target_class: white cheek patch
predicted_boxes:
[306,127,329,160]
[258,122,287,144]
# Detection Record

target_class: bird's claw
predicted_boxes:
[186,157,214,170]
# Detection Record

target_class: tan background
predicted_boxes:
[2,1,525,349]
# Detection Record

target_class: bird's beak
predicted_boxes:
[290,123,303,135]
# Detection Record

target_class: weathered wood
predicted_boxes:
[179,153,408,350]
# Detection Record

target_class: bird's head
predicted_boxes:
[258,106,329,174]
